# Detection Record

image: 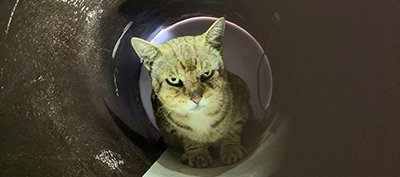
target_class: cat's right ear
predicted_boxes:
[131,37,158,70]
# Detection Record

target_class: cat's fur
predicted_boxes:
[131,17,251,167]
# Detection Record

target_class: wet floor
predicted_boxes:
[1,0,400,176]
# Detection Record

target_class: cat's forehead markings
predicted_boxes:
[179,60,186,70]
[186,59,198,72]
[170,65,180,76]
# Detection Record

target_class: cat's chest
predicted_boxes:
[168,111,229,142]
[185,112,215,134]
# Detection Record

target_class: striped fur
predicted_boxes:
[131,17,251,167]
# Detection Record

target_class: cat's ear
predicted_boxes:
[131,37,158,70]
[203,17,226,51]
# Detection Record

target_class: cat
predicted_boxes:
[130,17,251,168]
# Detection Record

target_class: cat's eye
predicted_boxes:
[166,77,183,87]
[200,70,214,82]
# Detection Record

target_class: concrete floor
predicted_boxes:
[1,0,399,176]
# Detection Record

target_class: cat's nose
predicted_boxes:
[190,89,203,104]
[191,97,202,104]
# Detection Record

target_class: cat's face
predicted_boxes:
[131,17,228,115]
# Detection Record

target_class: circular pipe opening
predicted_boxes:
[139,16,272,131]
[106,1,287,175]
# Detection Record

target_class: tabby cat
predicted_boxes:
[130,17,251,168]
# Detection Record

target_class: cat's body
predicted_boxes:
[153,71,250,148]
[131,17,251,167]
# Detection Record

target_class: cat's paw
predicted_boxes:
[220,144,246,164]
[181,151,213,168]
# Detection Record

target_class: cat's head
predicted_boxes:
[131,17,228,114]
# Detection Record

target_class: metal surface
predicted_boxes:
[0,0,150,176]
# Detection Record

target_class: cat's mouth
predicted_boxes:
[189,105,205,112]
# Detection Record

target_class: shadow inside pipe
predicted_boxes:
[106,104,166,162]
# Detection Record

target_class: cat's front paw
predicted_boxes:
[181,151,213,168]
[220,144,246,164]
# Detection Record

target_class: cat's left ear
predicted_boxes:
[203,17,226,51]
[131,37,159,70]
